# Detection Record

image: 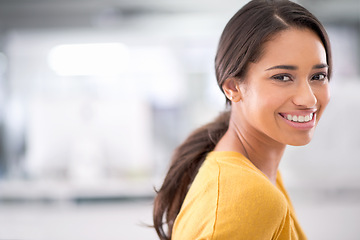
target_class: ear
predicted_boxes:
[222,77,242,102]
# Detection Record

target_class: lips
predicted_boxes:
[279,111,317,130]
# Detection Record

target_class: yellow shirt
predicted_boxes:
[172,151,307,240]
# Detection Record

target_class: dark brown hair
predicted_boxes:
[153,0,332,239]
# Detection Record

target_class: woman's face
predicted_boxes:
[236,28,330,146]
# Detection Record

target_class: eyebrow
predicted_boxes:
[266,63,329,71]
[312,63,329,69]
[266,65,297,71]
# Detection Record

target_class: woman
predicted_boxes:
[153,0,331,239]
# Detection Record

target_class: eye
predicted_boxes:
[312,73,327,81]
[271,74,292,82]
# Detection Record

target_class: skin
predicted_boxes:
[215,28,330,185]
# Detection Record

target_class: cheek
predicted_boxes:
[315,84,331,118]
[246,88,284,120]
[318,85,330,107]
[256,88,285,111]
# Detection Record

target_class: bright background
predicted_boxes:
[0,0,359,239]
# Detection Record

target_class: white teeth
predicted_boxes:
[283,113,314,123]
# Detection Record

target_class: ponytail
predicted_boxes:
[153,111,230,240]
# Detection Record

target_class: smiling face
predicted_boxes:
[234,28,330,146]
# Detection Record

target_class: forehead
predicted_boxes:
[258,28,327,67]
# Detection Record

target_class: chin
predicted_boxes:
[286,136,313,146]
[288,142,311,147]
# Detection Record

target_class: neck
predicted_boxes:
[214,114,286,185]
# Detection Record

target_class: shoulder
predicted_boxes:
[211,153,290,239]
[215,156,288,214]
[173,152,290,239]
[200,153,289,228]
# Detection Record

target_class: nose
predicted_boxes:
[292,81,317,108]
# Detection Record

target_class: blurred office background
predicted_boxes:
[0,0,359,239]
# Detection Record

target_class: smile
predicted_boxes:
[279,111,317,130]
[283,113,313,123]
